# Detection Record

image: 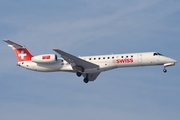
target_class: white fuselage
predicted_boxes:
[18,52,176,73]
[4,40,177,83]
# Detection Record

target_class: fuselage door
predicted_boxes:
[138,54,142,63]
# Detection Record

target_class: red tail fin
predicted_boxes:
[14,48,33,62]
[4,40,33,62]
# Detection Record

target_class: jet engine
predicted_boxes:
[31,54,58,64]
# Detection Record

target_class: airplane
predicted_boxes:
[4,40,177,83]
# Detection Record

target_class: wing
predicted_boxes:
[53,49,99,72]
[86,72,101,81]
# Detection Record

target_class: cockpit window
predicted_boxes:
[153,53,163,56]
[153,53,158,56]
[158,53,163,56]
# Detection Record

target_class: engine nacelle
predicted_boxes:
[31,54,58,64]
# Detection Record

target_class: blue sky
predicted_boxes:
[0,0,180,120]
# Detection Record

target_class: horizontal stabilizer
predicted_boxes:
[3,40,24,49]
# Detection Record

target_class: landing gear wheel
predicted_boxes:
[76,72,82,77]
[163,69,167,73]
[83,78,89,83]
[83,74,89,83]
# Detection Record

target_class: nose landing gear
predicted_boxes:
[163,69,167,73]
[163,63,176,73]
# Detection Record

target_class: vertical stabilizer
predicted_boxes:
[4,40,33,62]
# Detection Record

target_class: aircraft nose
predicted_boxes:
[169,58,177,63]
[173,59,178,63]
[163,56,177,63]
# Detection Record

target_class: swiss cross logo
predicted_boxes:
[18,50,27,59]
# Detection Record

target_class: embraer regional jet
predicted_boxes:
[4,40,177,83]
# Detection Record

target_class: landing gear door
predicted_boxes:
[138,54,142,63]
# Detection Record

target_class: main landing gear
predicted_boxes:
[76,72,82,77]
[83,77,89,83]
[76,72,89,83]
[83,73,89,83]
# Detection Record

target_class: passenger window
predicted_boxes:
[121,56,123,58]
[99,58,101,60]
[108,57,110,59]
[89,58,91,60]
[112,57,114,59]
[126,56,128,58]
[131,55,133,57]
[103,57,105,59]
[94,58,96,60]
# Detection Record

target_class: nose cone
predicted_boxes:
[173,59,178,63]
[168,58,177,63]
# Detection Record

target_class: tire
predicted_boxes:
[163,69,167,73]
[83,78,89,83]
[76,72,82,77]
